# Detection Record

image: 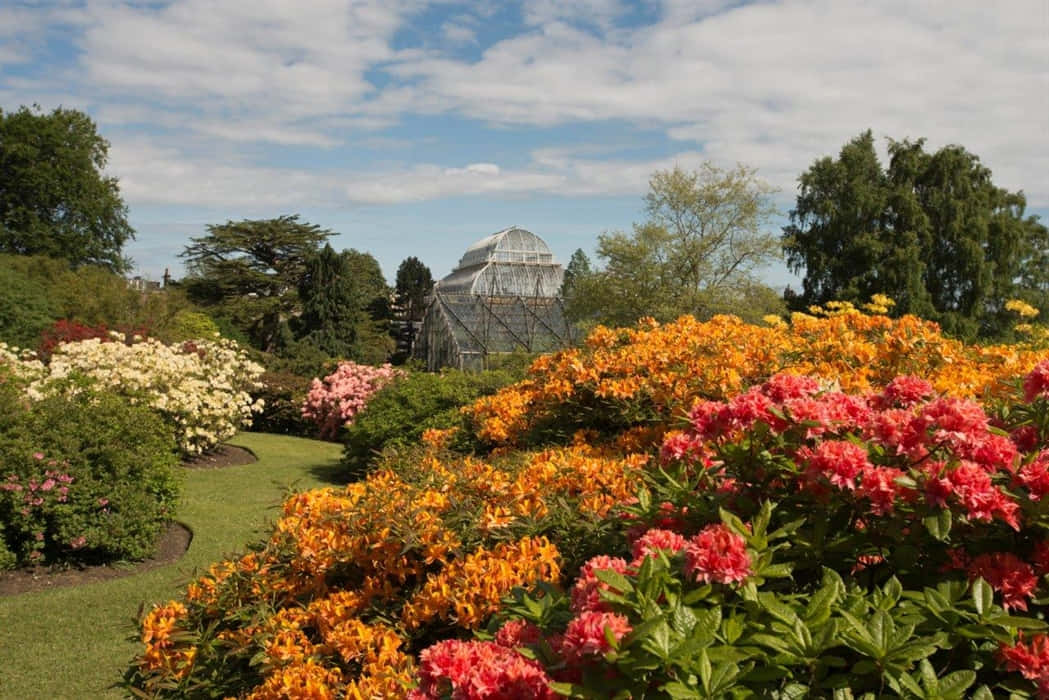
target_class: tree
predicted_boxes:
[559,248,591,299]
[783,131,1049,337]
[296,245,393,363]
[394,256,434,323]
[569,164,784,326]
[0,105,134,272]
[180,215,333,350]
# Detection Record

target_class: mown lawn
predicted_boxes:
[0,433,343,699]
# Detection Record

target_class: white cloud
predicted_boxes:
[343,161,565,204]
[387,0,1049,203]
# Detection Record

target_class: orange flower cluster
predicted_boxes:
[133,442,653,696]
[468,311,1047,445]
[403,536,561,629]
[139,601,196,681]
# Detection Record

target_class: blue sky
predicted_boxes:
[2,0,1047,290]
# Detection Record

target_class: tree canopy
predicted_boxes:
[567,164,784,326]
[296,244,393,364]
[0,105,134,272]
[394,256,434,323]
[783,131,1049,337]
[181,215,334,351]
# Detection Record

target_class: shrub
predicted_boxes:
[341,367,523,478]
[250,370,316,437]
[460,367,1049,697]
[0,389,180,567]
[29,335,264,455]
[159,310,220,343]
[301,361,404,440]
[125,310,1049,698]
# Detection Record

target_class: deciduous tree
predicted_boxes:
[569,164,783,326]
[0,105,134,272]
[783,131,1049,337]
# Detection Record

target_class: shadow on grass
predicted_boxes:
[303,457,349,486]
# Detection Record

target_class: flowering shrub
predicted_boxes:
[24,335,264,455]
[467,309,1045,447]
[301,361,404,440]
[454,364,1049,697]
[36,318,150,361]
[0,389,180,567]
[127,309,1049,698]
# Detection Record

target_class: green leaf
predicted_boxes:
[895,671,924,697]
[671,604,699,637]
[939,670,976,700]
[661,682,702,699]
[923,509,952,541]
[994,616,1049,630]
[594,568,634,594]
[972,578,994,617]
[970,685,994,700]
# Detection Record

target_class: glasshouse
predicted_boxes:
[415,226,574,370]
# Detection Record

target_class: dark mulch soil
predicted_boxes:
[0,444,258,596]
[182,443,257,469]
[0,522,192,596]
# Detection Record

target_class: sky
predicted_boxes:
[2,0,1047,290]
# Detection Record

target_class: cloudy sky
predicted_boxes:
[2,0,1047,287]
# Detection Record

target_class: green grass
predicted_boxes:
[0,433,343,699]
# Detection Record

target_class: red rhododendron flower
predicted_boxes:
[630,528,688,565]
[1024,360,1049,403]
[858,466,910,515]
[1000,633,1049,696]
[494,619,544,649]
[799,440,872,491]
[969,552,1039,611]
[683,523,752,585]
[571,555,633,613]
[1018,452,1049,501]
[876,375,934,409]
[948,461,1020,529]
[761,373,822,402]
[560,611,632,661]
[412,639,555,700]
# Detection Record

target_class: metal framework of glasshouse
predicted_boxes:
[416,227,573,370]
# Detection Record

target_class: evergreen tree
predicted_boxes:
[559,248,592,298]
[394,256,434,323]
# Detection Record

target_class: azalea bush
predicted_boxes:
[423,367,1049,697]
[302,361,404,440]
[0,388,180,567]
[19,335,264,455]
[126,308,1049,698]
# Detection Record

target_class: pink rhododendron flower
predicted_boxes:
[799,440,872,491]
[412,639,555,700]
[301,361,403,439]
[1018,452,1049,501]
[683,523,752,585]
[857,466,909,515]
[1024,360,1049,403]
[761,373,822,402]
[630,528,688,565]
[560,611,632,661]
[571,555,633,613]
[494,619,544,649]
[876,375,934,409]
[969,552,1039,611]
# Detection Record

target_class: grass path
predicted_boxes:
[0,433,343,699]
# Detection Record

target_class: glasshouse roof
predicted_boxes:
[435,227,564,297]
